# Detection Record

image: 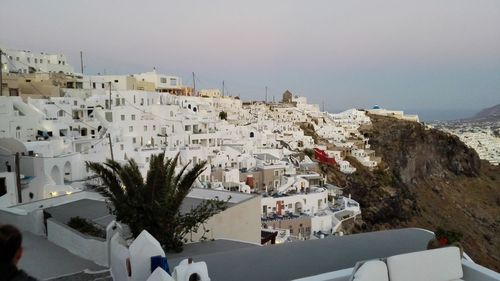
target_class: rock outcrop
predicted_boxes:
[325,114,500,271]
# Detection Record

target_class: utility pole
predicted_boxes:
[107,133,115,161]
[15,153,22,203]
[80,51,84,74]
[265,86,268,104]
[0,49,3,96]
[222,80,225,97]
[108,81,112,110]
[192,72,196,96]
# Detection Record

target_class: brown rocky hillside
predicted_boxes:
[322,114,500,271]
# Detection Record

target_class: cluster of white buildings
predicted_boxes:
[0,86,368,234]
[0,45,381,280]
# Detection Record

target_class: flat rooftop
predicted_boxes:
[18,231,104,280]
[44,198,115,227]
[167,228,434,281]
[44,189,255,225]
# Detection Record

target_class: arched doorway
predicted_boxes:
[63,162,72,182]
[51,165,62,185]
[295,202,303,214]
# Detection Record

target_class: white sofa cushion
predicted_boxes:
[353,260,389,281]
[387,247,463,281]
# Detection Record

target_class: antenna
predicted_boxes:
[265,86,268,103]
[222,80,225,97]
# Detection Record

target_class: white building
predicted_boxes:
[134,70,182,92]
[1,45,74,74]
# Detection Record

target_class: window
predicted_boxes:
[131,114,135,120]
[144,125,147,132]
[34,58,38,63]
[16,57,19,61]
[121,115,125,121]
[27,57,30,63]
[101,83,105,89]
[92,82,96,89]
[170,78,177,85]
[114,79,118,83]
[160,77,167,83]
[62,61,65,65]
[74,101,78,106]
[132,137,136,144]
[120,144,124,151]
[152,125,156,130]
[129,126,133,132]
[40,59,43,63]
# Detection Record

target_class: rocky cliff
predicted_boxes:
[324,114,500,270]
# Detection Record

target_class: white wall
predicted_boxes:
[109,232,131,281]
[310,214,333,234]
[0,208,45,235]
[47,218,108,266]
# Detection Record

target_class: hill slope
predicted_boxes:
[469,104,500,121]
[325,114,500,270]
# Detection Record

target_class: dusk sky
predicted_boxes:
[1,0,500,120]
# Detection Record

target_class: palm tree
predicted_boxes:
[86,153,227,252]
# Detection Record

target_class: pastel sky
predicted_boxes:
[1,0,500,120]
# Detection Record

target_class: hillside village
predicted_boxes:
[430,121,500,166]
[0,45,426,279]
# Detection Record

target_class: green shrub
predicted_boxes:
[68,216,105,238]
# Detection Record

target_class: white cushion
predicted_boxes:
[387,247,463,281]
[353,260,389,281]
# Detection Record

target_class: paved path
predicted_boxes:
[46,270,112,281]
[18,232,105,280]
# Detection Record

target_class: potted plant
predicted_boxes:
[427,227,464,256]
